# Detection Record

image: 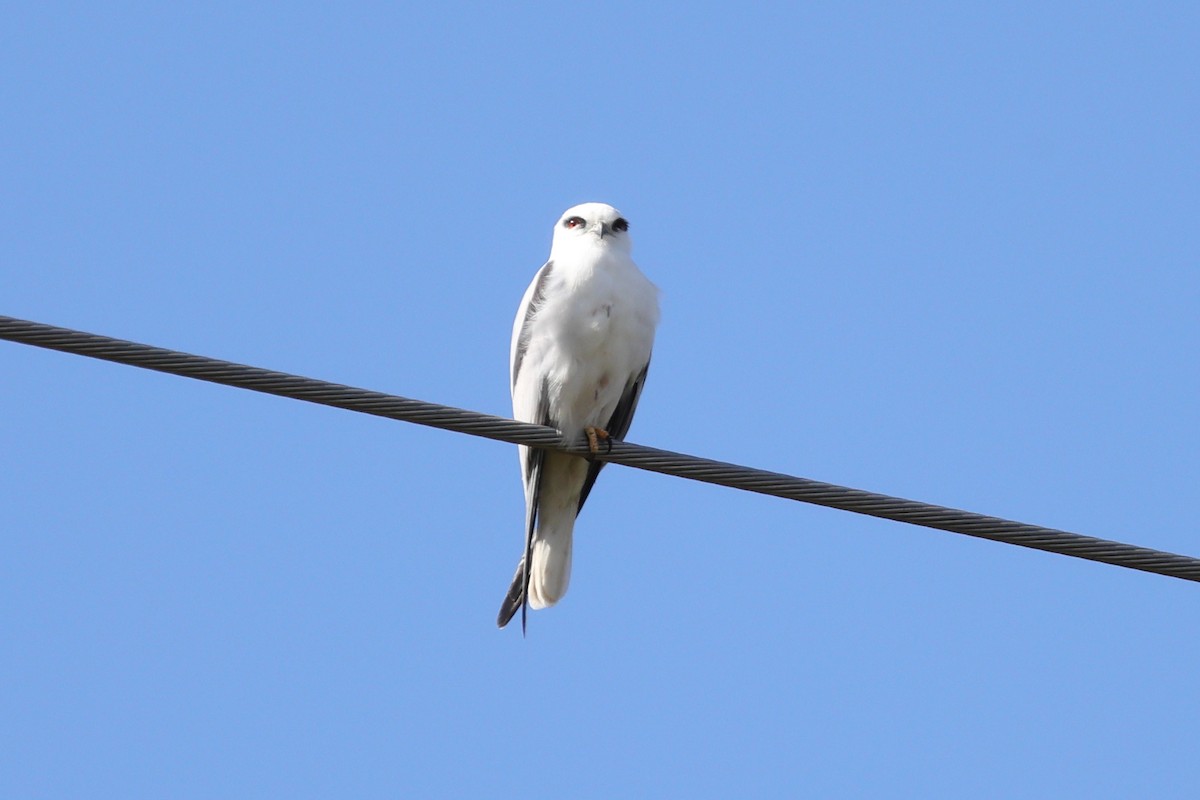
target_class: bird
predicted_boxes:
[497,202,660,631]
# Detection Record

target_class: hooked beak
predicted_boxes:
[596,222,611,239]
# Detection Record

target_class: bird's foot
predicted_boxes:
[585,426,612,455]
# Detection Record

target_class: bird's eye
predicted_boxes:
[564,216,585,229]
[612,218,629,232]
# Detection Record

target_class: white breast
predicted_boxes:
[520,249,659,436]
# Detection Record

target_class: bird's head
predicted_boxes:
[549,202,632,259]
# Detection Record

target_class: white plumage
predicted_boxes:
[497,202,659,629]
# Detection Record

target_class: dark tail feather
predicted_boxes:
[496,560,525,628]
[497,445,543,633]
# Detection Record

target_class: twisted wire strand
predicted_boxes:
[3,313,1197,583]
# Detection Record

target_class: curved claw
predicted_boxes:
[585,426,612,456]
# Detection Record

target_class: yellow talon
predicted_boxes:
[585,426,611,455]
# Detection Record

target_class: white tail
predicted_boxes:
[527,521,574,609]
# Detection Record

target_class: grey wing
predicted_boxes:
[499,256,552,630]
[510,260,553,393]
[577,358,651,514]
[497,377,551,631]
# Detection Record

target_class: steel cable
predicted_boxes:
[3,313,1197,583]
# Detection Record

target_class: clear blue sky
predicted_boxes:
[3,3,1198,797]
